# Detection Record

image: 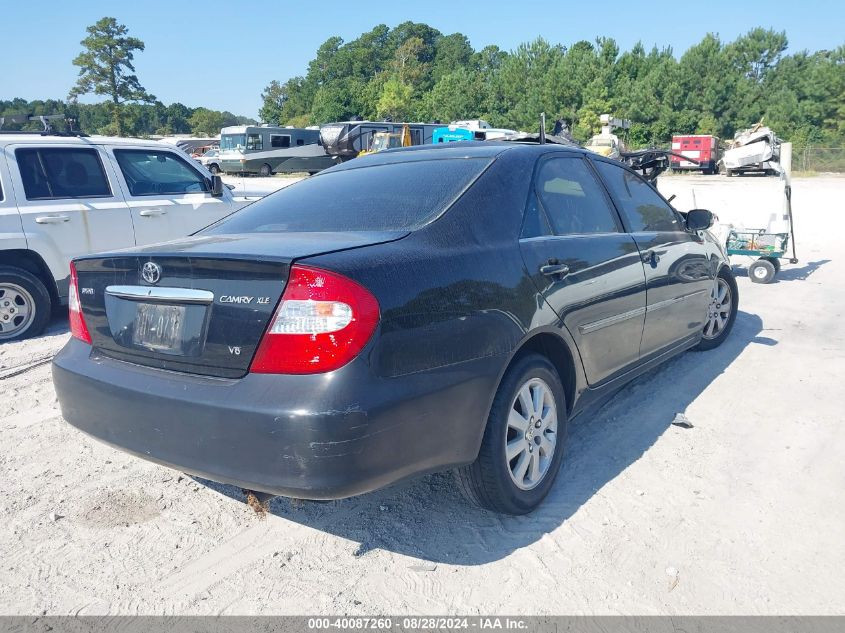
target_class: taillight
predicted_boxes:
[250,265,379,374]
[68,261,92,344]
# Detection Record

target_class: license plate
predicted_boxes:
[133,303,186,353]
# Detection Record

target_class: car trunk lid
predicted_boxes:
[73,231,405,378]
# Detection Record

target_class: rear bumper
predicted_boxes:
[52,339,500,499]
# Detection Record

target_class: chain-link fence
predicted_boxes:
[793,148,845,173]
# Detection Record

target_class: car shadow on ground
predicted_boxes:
[197,309,765,566]
[732,259,830,282]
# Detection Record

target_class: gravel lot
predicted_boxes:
[1,175,843,615]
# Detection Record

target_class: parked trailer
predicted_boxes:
[433,120,518,144]
[319,121,442,160]
[218,125,338,176]
[157,136,218,155]
[670,135,721,174]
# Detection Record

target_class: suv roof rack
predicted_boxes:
[0,114,87,136]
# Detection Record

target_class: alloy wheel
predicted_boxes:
[505,377,558,490]
[703,277,732,340]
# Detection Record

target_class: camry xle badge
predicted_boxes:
[141,262,162,285]
[220,295,271,304]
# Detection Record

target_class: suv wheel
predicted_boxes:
[0,267,51,341]
[694,268,738,351]
[259,163,272,177]
[455,354,567,514]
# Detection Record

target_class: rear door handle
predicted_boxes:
[540,262,571,277]
[641,250,660,265]
[34,215,70,224]
[139,208,167,217]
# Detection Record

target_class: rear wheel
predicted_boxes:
[259,163,272,177]
[455,354,567,515]
[0,267,51,342]
[694,268,738,351]
[749,259,776,284]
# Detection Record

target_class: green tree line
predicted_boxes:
[259,22,845,147]
[0,99,255,138]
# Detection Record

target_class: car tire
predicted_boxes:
[455,353,567,515]
[0,266,51,342]
[749,259,776,284]
[259,163,272,177]
[694,268,738,351]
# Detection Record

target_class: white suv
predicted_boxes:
[0,134,246,341]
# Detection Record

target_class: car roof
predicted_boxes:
[0,134,177,149]
[337,141,590,169]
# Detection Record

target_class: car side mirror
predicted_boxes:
[210,174,224,197]
[686,208,714,231]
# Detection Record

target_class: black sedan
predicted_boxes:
[53,143,737,515]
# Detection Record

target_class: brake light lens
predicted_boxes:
[250,265,379,374]
[68,261,92,344]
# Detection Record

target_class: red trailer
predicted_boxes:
[670,135,721,174]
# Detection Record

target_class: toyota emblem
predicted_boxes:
[141,262,162,285]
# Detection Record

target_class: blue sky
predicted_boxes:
[1,0,842,119]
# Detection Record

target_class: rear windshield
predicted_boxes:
[205,158,492,234]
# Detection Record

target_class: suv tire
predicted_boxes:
[0,266,51,341]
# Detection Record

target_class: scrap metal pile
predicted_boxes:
[720,121,783,176]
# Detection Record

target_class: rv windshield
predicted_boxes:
[221,134,246,151]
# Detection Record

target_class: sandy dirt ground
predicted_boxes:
[0,175,843,615]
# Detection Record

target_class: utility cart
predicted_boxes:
[725,177,799,284]
[726,229,795,283]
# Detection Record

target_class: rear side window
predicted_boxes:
[520,192,552,238]
[15,148,111,200]
[206,158,492,234]
[271,135,291,148]
[594,160,682,232]
[114,150,209,196]
[533,157,619,235]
